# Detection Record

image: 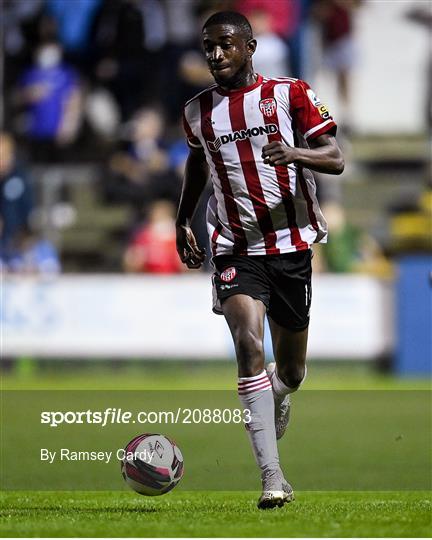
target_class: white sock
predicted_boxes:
[238,370,280,476]
[271,365,308,403]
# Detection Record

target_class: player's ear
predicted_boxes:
[247,38,257,57]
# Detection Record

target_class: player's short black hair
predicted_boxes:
[202,11,253,41]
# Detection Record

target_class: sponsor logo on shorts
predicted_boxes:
[259,98,277,117]
[220,283,239,291]
[220,267,237,282]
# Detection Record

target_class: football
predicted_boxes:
[120,433,184,496]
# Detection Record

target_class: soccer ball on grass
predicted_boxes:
[121,433,184,496]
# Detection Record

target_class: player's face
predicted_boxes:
[202,24,255,87]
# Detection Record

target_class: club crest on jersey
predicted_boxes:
[220,267,236,282]
[206,124,278,152]
[259,98,277,117]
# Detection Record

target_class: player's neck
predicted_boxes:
[219,69,257,92]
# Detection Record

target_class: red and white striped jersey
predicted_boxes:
[183,74,337,256]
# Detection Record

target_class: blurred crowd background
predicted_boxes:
[1,0,431,276]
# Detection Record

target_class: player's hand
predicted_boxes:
[262,141,298,167]
[176,224,206,269]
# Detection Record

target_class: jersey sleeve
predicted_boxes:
[289,80,337,141]
[182,108,202,149]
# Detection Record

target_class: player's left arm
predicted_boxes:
[262,134,344,175]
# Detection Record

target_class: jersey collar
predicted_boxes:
[216,74,263,96]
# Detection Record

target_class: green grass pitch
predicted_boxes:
[1,491,431,537]
[1,362,431,537]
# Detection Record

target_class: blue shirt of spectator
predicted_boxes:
[19,60,78,139]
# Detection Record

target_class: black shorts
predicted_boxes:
[212,249,312,331]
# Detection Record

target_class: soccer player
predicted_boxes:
[176,11,344,509]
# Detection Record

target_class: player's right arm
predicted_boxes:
[176,145,208,269]
[262,79,343,174]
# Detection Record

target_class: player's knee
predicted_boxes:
[279,364,306,391]
[234,331,264,376]
[235,330,263,359]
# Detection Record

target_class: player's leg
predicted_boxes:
[268,322,308,390]
[266,323,308,440]
[221,294,293,508]
[265,250,312,439]
[222,294,266,377]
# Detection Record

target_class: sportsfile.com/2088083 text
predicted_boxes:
[40,408,252,427]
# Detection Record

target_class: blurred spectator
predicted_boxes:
[177,45,214,100]
[2,0,45,127]
[2,0,44,68]
[45,0,102,61]
[172,3,217,122]
[123,200,183,274]
[15,41,82,161]
[248,9,290,77]
[105,107,180,215]
[92,0,166,119]
[388,186,432,255]
[320,201,360,272]
[236,0,298,38]
[287,0,313,79]
[84,87,121,142]
[158,0,200,122]
[236,0,303,77]
[2,226,61,275]
[312,0,362,132]
[0,132,58,274]
[320,201,392,277]
[0,132,33,257]
[162,0,197,47]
